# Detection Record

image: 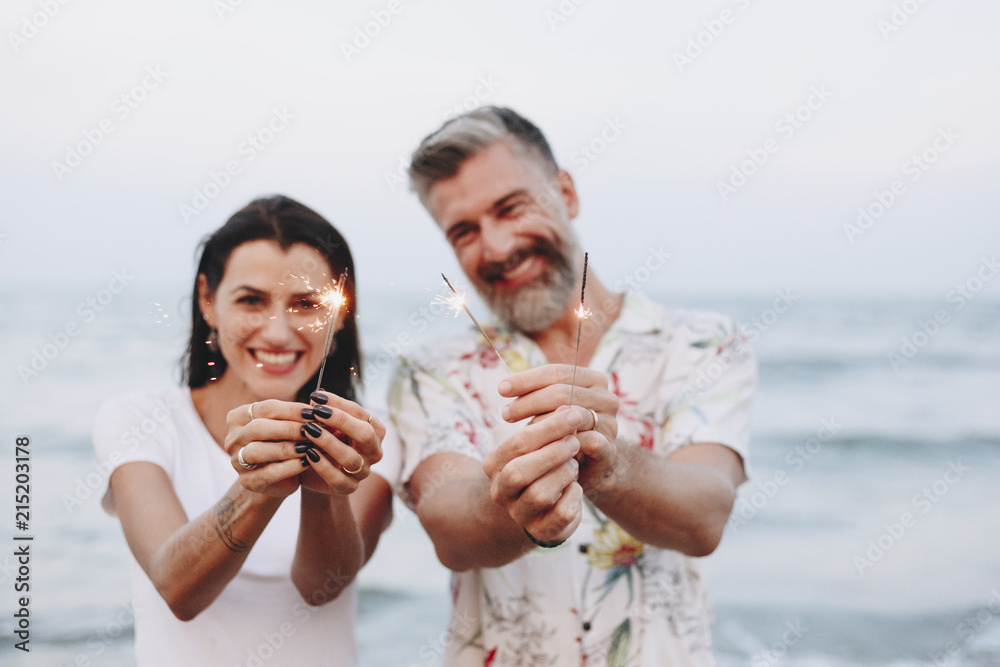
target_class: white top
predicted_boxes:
[93,386,396,667]
[388,292,756,666]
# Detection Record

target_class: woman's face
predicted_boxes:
[199,239,340,402]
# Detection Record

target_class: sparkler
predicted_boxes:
[314,270,349,392]
[440,273,512,374]
[568,253,591,409]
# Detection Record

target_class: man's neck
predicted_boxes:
[526,273,624,366]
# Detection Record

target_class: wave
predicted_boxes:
[752,431,1000,454]
[714,603,1000,666]
[759,352,1000,376]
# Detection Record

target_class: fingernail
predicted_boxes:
[306,448,321,463]
[294,442,310,454]
[502,405,511,421]
[312,405,333,420]
[310,391,328,405]
[302,422,322,439]
[301,456,310,467]
[301,408,315,420]
[498,380,511,396]
[566,410,582,427]
[566,435,580,456]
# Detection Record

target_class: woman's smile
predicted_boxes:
[250,348,305,373]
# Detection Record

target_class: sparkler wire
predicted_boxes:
[441,273,512,374]
[568,253,589,409]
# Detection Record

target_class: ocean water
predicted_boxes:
[1,285,998,666]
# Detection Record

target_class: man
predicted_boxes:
[389,107,755,666]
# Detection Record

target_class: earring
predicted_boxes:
[206,327,219,353]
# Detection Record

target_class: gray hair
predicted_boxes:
[408,106,559,205]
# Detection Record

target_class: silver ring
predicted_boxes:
[237,446,256,470]
[248,403,256,422]
[343,458,364,475]
[587,408,599,431]
[366,411,373,424]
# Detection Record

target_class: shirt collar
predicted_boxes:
[608,291,662,335]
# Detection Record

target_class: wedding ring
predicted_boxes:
[587,408,600,431]
[248,403,256,422]
[343,458,364,475]
[237,447,256,470]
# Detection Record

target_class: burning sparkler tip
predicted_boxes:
[441,273,456,293]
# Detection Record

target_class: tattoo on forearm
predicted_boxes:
[214,496,250,553]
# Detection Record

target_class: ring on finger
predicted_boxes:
[248,403,256,422]
[237,446,257,470]
[587,408,600,431]
[343,458,364,475]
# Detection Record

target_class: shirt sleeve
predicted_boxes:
[387,353,493,510]
[660,313,756,472]
[91,391,181,516]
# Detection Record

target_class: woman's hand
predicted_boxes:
[297,391,384,495]
[224,400,314,498]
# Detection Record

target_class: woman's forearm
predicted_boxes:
[134,478,285,621]
[291,488,364,605]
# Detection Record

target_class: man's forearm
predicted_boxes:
[418,476,535,571]
[585,445,739,556]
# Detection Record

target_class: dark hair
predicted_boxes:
[408,106,559,204]
[182,195,361,403]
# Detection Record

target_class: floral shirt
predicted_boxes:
[388,292,755,667]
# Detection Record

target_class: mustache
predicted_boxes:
[478,239,564,284]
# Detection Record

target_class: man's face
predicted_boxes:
[426,140,581,333]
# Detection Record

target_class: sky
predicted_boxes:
[1,0,998,300]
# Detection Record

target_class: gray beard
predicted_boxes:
[478,246,578,334]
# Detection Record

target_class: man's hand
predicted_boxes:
[498,365,620,498]
[483,407,585,545]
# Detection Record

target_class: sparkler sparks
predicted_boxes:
[433,286,467,317]
[315,270,349,392]
[441,273,512,374]
[568,253,590,409]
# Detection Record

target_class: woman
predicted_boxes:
[93,195,394,666]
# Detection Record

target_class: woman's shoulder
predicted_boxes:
[92,386,194,462]
[95,386,191,427]
[91,387,197,516]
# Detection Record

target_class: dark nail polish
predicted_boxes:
[312,405,333,420]
[306,448,321,463]
[302,422,323,439]
[301,456,310,467]
[310,391,328,405]
[294,442,310,454]
[301,408,315,420]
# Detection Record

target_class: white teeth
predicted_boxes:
[504,256,534,280]
[254,350,297,366]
